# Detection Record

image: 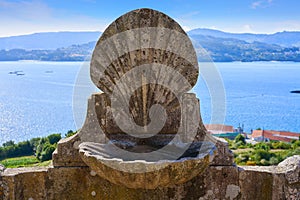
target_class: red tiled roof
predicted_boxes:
[205,124,234,133]
[252,130,299,142]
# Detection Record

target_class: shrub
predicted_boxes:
[65,130,77,138]
[269,157,279,165]
[234,134,246,145]
[39,143,56,162]
[238,145,247,149]
[233,141,299,166]
[250,149,272,164]
[291,140,300,149]
[35,135,60,162]
[279,142,291,149]
[286,148,300,157]
[272,141,291,149]
[237,153,249,163]
[245,143,253,148]
[260,159,269,166]
[235,141,244,148]
[254,142,270,151]
[36,138,48,159]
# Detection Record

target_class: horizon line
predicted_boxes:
[1,28,300,38]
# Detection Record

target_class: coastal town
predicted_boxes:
[205,124,299,143]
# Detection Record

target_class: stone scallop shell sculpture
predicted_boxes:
[90,8,199,135]
[77,8,215,189]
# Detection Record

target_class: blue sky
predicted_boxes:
[0,0,300,37]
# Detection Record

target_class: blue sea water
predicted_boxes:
[0,61,299,144]
[196,62,300,133]
[0,61,82,144]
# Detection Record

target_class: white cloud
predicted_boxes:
[242,24,255,33]
[223,21,300,34]
[251,0,273,9]
[0,0,109,37]
[0,16,109,37]
[0,0,52,21]
[170,16,300,34]
[251,1,263,9]
[273,20,300,32]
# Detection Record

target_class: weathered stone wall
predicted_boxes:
[1,155,299,200]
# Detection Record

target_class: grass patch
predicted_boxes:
[232,148,253,153]
[0,156,51,168]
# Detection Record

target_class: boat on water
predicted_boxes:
[8,70,23,74]
[8,71,25,76]
[16,73,25,76]
[290,90,300,94]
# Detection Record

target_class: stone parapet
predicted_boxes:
[1,155,299,200]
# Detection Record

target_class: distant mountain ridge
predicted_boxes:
[188,28,300,47]
[0,31,101,50]
[1,29,300,50]
[189,34,300,62]
[0,29,300,62]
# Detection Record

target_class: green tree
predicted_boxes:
[2,140,15,147]
[16,141,33,156]
[29,137,41,152]
[47,133,61,145]
[36,136,58,162]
